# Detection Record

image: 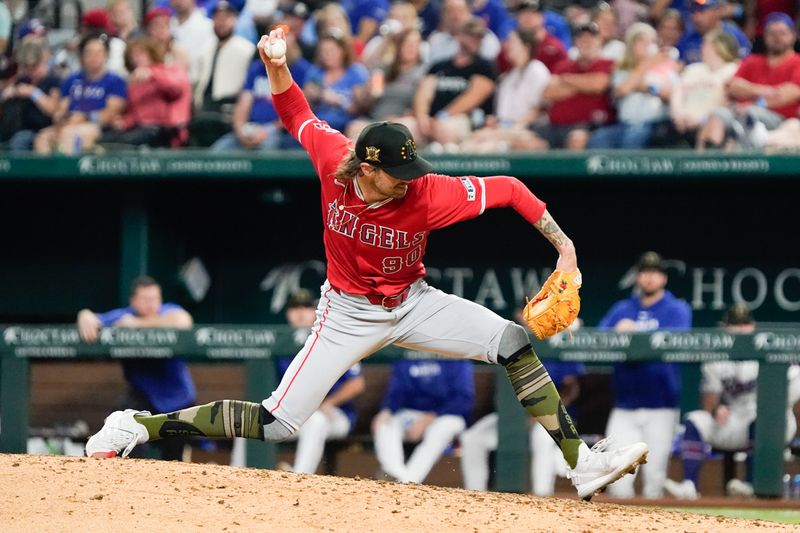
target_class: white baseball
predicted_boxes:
[264,39,287,59]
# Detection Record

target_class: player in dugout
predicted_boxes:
[85,26,647,501]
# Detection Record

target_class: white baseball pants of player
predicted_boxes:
[460,413,568,495]
[230,407,351,471]
[686,365,800,451]
[374,409,466,483]
[605,407,679,498]
[262,279,510,434]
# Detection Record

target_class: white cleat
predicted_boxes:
[85,409,150,458]
[664,478,699,500]
[567,438,649,501]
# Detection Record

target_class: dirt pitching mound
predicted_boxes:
[0,454,793,532]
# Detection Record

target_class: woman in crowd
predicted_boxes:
[361,1,426,70]
[100,36,192,148]
[657,9,684,50]
[34,34,127,155]
[461,29,549,152]
[588,22,679,149]
[349,28,427,139]
[314,4,365,58]
[303,31,369,133]
[144,7,191,74]
[671,31,739,148]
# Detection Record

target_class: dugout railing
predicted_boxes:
[0,325,796,498]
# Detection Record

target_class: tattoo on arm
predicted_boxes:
[533,210,569,248]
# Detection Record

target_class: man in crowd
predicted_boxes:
[539,22,613,150]
[698,12,800,149]
[171,0,216,87]
[413,17,496,150]
[677,0,750,64]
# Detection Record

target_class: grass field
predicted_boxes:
[664,507,800,525]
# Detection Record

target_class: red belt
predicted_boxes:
[331,285,411,310]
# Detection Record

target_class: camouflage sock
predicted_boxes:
[134,400,265,441]
[504,348,583,468]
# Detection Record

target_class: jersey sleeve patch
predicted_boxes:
[459,177,476,201]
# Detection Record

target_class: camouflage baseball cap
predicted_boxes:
[722,304,754,325]
[637,251,666,273]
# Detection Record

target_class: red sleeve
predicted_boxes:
[151,65,187,101]
[272,82,350,178]
[425,174,546,230]
[734,56,756,83]
[482,175,546,225]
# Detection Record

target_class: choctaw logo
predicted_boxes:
[400,139,417,161]
[364,146,381,162]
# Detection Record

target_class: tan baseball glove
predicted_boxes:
[522,270,582,340]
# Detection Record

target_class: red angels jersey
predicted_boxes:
[273,82,547,297]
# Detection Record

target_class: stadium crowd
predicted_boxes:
[2,0,800,153]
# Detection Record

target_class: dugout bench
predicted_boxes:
[0,325,797,497]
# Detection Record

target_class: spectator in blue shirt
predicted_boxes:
[677,0,750,64]
[472,0,515,41]
[211,28,311,151]
[341,0,390,45]
[598,251,692,499]
[304,31,369,132]
[34,34,127,155]
[77,276,196,461]
[372,358,474,483]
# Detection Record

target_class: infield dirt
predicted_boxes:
[0,454,795,532]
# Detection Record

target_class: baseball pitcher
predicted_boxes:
[86,26,647,500]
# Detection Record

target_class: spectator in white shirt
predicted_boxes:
[171,0,215,87]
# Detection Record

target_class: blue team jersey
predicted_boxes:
[472,0,515,40]
[341,0,389,33]
[598,290,692,409]
[545,361,585,387]
[61,70,127,114]
[245,58,311,124]
[305,63,369,132]
[382,359,475,422]
[278,357,362,426]
[96,303,196,413]
[678,22,751,64]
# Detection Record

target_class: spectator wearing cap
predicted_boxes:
[664,305,800,499]
[303,29,369,133]
[427,0,501,65]
[697,13,800,150]
[576,2,625,62]
[145,7,191,74]
[34,34,127,155]
[100,36,192,148]
[677,0,750,65]
[279,2,316,62]
[744,0,797,51]
[598,251,692,499]
[170,0,216,88]
[81,8,128,77]
[413,17,497,149]
[514,0,568,73]
[211,20,311,151]
[107,0,139,41]
[538,22,614,150]
[0,37,61,150]
[194,0,255,113]
[588,22,680,149]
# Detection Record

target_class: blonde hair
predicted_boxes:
[333,150,362,182]
[618,22,657,71]
[705,30,739,63]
